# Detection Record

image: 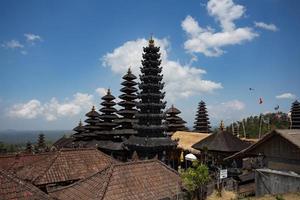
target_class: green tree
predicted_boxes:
[180,161,210,200]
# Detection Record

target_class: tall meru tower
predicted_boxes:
[125,37,177,160]
[194,100,211,133]
[290,100,300,129]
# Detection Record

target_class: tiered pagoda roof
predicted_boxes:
[125,38,177,159]
[115,68,138,136]
[194,100,211,133]
[97,89,118,132]
[291,100,300,129]
[83,106,101,138]
[73,120,86,140]
[165,105,187,134]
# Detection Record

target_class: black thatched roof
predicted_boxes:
[125,136,177,150]
[192,130,249,153]
[53,136,75,149]
[84,140,125,151]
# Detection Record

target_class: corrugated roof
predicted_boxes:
[171,131,210,154]
[225,129,300,160]
[15,148,116,186]
[275,129,300,148]
[49,160,182,200]
[0,169,51,200]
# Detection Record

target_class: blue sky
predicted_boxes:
[0,0,299,130]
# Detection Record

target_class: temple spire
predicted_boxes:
[194,100,211,133]
[165,105,187,135]
[290,100,300,129]
[125,38,176,160]
[116,67,138,136]
[149,34,154,46]
[83,106,101,137]
[73,120,86,140]
[98,89,118,131]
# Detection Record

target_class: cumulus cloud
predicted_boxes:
[208,100,246,122]
[276,93,296,100]
[8,100,43,119]
[102,38,222,101]
[24,33,42,43]
[2,40,24,49]
[8,93,94,121]
[254,22,278,32]
[182,0,258,57]
[95,87,107,97]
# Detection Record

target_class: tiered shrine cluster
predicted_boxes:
[56,38,212,162]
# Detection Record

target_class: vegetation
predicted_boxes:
[226,112,289,138]
[207,190,236,200]
[180,161,210,200]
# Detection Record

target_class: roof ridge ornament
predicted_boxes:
[149,33,154,46]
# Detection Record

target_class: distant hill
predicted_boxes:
[0,130,73,144]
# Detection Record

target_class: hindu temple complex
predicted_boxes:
[1,38,300,200]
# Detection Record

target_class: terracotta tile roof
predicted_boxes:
[15,148,116,186]
[0,153,51,172]
[0,169,51,200]
[49,160,182,200]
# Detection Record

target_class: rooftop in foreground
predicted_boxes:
[0,169,51,200]
[49,159,182,200]
[15,148,116,186]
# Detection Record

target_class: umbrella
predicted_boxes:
[185,153,197,161]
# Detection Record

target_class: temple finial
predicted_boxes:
[79,119,82,126]
[107,88,111,95]
[128,67,131,73]
[149,33,154,46]
[92,105,95,111]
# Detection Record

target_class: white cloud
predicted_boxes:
[182,0,258,57]
[208,100,246,122]
[276,93,296,99]
[24,33,42,43]
[8,93,94,121]
[222,100,245,110]
[102,38,222,102]
[2,40,24,49]
[95,87,107,97]
[21,50,28,55]
[8,100,43,119]
[254,22,278,32]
